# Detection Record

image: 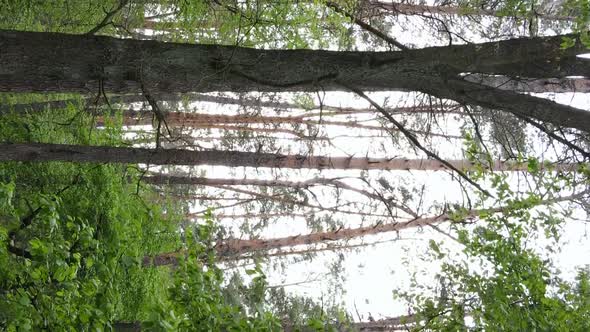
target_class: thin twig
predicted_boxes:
[326,1,409,50]
[516,115,590,159]
[340,82,493,197]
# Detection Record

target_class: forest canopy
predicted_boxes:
[1,0,590,331]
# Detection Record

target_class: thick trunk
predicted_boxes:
[2,30,585,90]
[2,30,590,130]
[1,143,585,171]
[408,76,590,132]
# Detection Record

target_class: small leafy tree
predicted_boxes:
[394,140,590,330]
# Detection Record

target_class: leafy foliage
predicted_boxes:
[0,103,287,330]
[394,137,590,330]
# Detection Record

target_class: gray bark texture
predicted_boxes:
[1,30,590,130]
[1,143,586,171]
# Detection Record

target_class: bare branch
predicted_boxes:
[86,0,129,35]
[326,1,409,50]
[340,83,493,197]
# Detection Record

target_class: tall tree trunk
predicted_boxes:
[354,314,417,331]
[115,110,454,138]
[2,30,590,131]
[6,75,589,114]
[362,0,576,21]
[2,142,584,171]
[152,175,416,217]
[206,185,393,218]
[144,192,585,266]
[230,238,400,261]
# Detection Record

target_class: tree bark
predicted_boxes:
[144,191,585,266]
[112,322,142,332]
[354,314,417,331]
[6,75,590,115]
[363,0,576,21]
[115,110,454,138]
[2,143,583,171]
[2,30,590,131]
[465,75,590,94]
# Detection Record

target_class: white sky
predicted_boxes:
[180,89,590,321]
[138,2,590,322]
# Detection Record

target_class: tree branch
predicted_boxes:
[515,115,590,159]
[340,82,493,197]
[86,0,130,35]
[326,1,409,50]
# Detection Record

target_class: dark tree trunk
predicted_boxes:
[112,322,141,332]
[0,143,584,171]
[2,30,590,131]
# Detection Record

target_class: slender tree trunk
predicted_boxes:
[354,314,417,331]
[1,143,585,171]
[229,238,400,261]
[187,212,307,219]
[209,185,392,218]
[115,110,455,138]
[144,192,584,266]
[7,75,589,114]
[2,30,590,130]
[363,0,576,21]
[5,93,462,117]
[0,143,581,170]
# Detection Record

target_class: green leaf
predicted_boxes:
[561,36,576,49]
[18,294,31,306]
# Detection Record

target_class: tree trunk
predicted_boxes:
[112,322,142,331]
[6,75,589,114]
[1,143,585,171]
[144,191,584,266]
[205,185,392,218]
[354,314,417,331]
[0,94,145,113]
[363,0,576,21]
[231,238,400,261]
[464,75,590,94]
[115,110,454,138]
[2,30,590,131]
